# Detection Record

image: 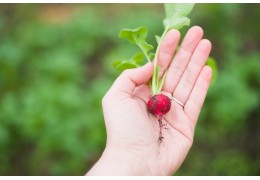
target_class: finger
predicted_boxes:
[157,29,180,77]
[163,26,203,93]
[173,39,212,105]
[108,62,153,97]
[184,66,212,124]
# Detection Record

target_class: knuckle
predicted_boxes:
[171,65,183,79]
[178,47,192,58]
[186,64,193,73]
[183,78,193,89]
[122,69,132,76]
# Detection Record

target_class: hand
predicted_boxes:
[87,26,212,176]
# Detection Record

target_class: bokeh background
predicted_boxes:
[0,3,259,175]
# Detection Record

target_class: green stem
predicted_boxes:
[139,45,151,62]
[151,27,169,95]
[133,36,151,62]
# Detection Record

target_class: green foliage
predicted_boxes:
[113,52,144,72]
[155,35,161,44]
[119,26,154,62]
[152,3,194,95]
[206,57,217,84]
[0,4,259,176]
[0,5,111,175]
[163,3,194,30]
[115,3,196,96]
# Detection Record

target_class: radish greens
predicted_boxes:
[113,3,216,95]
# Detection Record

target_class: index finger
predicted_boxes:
[157,29,180,77]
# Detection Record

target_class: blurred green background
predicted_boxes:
[0,4,259,175]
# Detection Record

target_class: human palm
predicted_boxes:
[103,84,193,175]
[89,26,212,175]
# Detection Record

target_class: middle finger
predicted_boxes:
[162,26,203,93]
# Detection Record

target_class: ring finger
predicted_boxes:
[173,39,212,105]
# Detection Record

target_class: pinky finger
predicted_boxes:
[184,66,212,124]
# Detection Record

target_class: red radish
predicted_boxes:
[147,94,171,116]
[147,94,171,143]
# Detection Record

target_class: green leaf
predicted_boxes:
[119,26,148,44]
[163,17,190,30]
[142,42,154,55]
[149,53,155,60]
[112,61,138,72]
[113,52,145,72]
[119,26,154,61]
[155,35,161,44]
[163,3,194,30]
[164,3,195,19]
[132,52,145,65]
[206,56,217,85]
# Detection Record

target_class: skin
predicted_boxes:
[87,26,212,176]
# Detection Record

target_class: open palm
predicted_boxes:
[89,26,212,176]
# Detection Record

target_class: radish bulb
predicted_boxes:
[147,94,171,144]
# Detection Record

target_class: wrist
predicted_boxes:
[87,145,152,176]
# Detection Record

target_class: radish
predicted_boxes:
[113,4,195,143]
[147,94,171,116]
[147,94,171,143]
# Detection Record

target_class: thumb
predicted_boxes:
[109,62,153,96]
